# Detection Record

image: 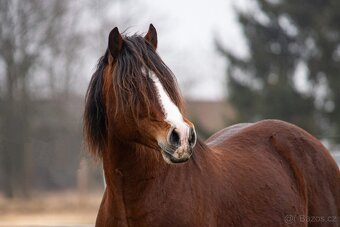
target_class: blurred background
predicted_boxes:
[0,0,339,226]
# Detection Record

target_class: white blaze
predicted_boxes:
[149,72,190,143]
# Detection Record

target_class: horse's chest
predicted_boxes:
[125,211,199,227]
[113,176,214,226]
[124,197,204,227]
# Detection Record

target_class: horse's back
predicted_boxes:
[207,119,340,223]
[205,122,252,147]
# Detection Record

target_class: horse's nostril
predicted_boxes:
[168,128,180,147]
[189,128,197,147]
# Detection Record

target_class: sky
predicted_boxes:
[91,0,249,100]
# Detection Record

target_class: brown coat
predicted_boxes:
[96,120,340,227]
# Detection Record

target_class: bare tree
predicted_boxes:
[0,0,141,198]
[0,0,88,198]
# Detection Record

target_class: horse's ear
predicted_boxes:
[108,27,123,59]
[144,24,157,49]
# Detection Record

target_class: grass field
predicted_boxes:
[0,191,102,227]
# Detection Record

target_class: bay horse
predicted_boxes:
[84,24,340,226]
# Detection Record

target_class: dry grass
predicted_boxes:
[0,191,102,226]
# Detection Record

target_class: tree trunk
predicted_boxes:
[1,60,31,198]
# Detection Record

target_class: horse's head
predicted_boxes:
[84,24,197,164]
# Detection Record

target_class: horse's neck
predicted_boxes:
[101,141,168,216]
[103,141,166,177]
[100,139,217,221]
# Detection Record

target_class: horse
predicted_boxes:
[84,24,340,226]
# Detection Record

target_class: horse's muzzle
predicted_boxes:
[159,145,193,164]
[158,126,197,164]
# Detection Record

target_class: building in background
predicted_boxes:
[185,99,235,139]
